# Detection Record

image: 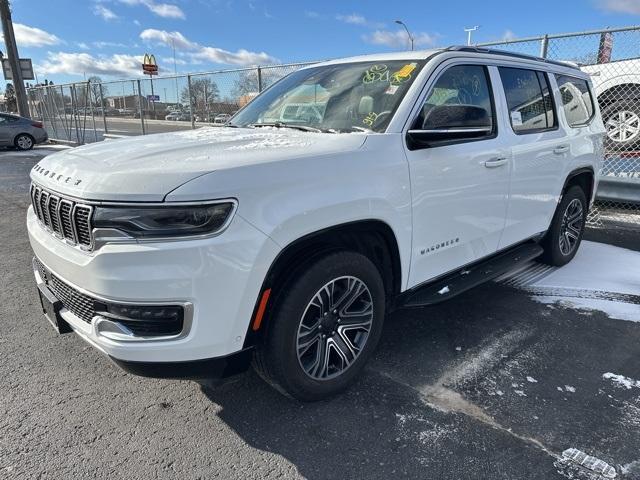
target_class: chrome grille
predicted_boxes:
[34,258,96,323]
[30,184,93,250]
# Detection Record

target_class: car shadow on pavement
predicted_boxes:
[199,282,640,479]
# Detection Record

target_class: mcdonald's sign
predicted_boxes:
[142,53,158,75]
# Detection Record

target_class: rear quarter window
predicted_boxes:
[555,74,595,127]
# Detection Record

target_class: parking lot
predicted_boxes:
[1,147,639,480]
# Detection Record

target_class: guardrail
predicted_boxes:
[597,177,640,205]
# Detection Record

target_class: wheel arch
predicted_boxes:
[243,219,402,348]
[597,83,640,108]
[561,167,595,205]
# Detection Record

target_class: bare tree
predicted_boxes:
[88,76,108,108]
[180,77,220,113]
[4,83,17,112]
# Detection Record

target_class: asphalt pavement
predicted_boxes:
[1,146,639,480]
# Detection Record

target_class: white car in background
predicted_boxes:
[581,59,640,149]
[213,113,231,125]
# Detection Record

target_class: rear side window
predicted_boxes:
[555,74,595,127]
[499,67,556,133]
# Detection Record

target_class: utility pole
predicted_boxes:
[464,25,480,46]
[0,0,28,116]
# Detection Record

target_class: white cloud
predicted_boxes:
[118,0,185,19]
[363,29,437,49]
[502,29,517,41]
[76,42,90,50]
[161,56,187,65]
[336,13,384,28]
[139,29,278,66]
[3,23,61,47]
[336,13,367,25]
[93,41,129,49]
[140,28,197,50]
[93,5,118,21]
[192,46,277,66]
[597,0,640,14]
[38,52,143,78]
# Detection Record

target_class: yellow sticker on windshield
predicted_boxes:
[394,63,417,78]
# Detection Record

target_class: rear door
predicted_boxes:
[403,62,512,287]
[496,66,568,248]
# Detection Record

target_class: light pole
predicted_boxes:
[464,25,480,46]
[0,0,29,116]
[394,20,414,51]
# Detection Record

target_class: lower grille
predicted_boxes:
[34,258,96,323]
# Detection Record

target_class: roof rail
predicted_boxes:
[445,45,581,70]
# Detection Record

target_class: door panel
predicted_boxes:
[496,68,567,248]
[405,64,511,288]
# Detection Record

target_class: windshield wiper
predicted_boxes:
[248,122,326,133]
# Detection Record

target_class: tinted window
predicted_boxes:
[499,67,556,133]
[416,64,494,132]
[555,74,594,126]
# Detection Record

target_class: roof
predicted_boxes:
[312,46,581,73]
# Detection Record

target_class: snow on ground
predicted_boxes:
[534,241,639,296]
[510,241,640,322]
[603,372,640,390]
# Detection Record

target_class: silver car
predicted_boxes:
[0,113,48,150]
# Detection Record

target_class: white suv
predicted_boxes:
[28,47,604,400]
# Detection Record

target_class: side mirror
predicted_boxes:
[407,104,493,149]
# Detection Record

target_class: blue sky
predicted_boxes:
[2,0,640,87]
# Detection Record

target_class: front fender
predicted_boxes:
[166,134,413,289]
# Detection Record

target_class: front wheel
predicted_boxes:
[254,251,386,401]
[14,133,34,151]
[540,186,587,267]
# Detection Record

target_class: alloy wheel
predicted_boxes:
[296,276,373,381]
[606,110,640,143]
[559,198,584,256]
[16,135,33,150]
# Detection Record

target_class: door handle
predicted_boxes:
[553,145,569,154]
[484,157,509,168]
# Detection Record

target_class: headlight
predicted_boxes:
[92,202,235,239]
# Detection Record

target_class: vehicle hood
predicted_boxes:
[30,127,367,201]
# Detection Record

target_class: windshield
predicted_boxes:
[230,60,425,133]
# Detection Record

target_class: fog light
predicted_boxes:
[94,302,184,337]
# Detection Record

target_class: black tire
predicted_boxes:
[14,133,34,151]
[253,251,386,401]
[540,186,587,267]
[601,99,640,151]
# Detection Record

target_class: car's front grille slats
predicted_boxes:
[74,205,92,247]
[30,184,93,250]
[48,196,61,235]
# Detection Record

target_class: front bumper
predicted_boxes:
[27,205,279,365]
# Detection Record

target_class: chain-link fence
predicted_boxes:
[477,26,640,230]
[25,26,640,230]
[26,61,317,144]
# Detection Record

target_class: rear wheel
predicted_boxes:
[254,251,385,401]
[540,186,587,267]
[14,133,34,151]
